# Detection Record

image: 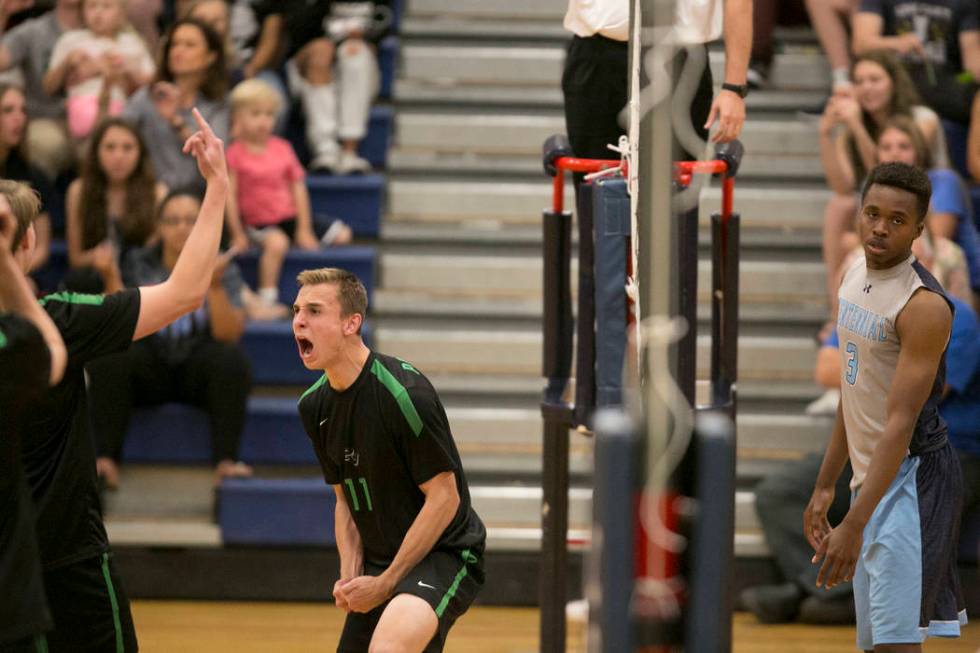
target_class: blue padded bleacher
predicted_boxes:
[242,319,373,386]
[218,477,336,545]
[306,175,384,238]
[379,36,398,100]
[360,105,393,168]
[122,397,315,465]
[236,245,376,309]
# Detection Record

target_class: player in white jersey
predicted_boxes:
[804,162,966,652]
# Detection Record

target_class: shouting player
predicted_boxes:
[293,268,486,653]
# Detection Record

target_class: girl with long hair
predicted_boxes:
[64,117,167,292]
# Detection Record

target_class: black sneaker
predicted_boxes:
[798,595,856,625]
[740,582,804,623]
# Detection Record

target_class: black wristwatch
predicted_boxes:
[721,82,749,98]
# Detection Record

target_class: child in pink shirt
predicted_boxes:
[226,79,351,312]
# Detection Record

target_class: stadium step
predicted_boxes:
[710,49,829,91]
[406,0,565,21]
[374,326,817,380]
[387,177,827,232]
[378,252,826,304]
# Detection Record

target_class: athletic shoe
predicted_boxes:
[805,388,841,416]
[335,151,372,175]
[798,595,856,625]
[740,583,803,623]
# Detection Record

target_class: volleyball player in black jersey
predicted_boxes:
[6,109,229,652]
[294,268,486,653]
[0,202,66,653]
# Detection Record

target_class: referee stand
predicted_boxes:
[539,135,744,652]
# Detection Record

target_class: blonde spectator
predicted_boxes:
[225,78,351,316]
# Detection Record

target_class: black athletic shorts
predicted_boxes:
[0,634,48,653]
[337,548,484,653]
[43,553,138,653]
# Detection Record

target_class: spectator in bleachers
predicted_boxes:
[877,116,980,308]
[0,0,81,181]
[89,187,252,490]
[63,116,165,293]
[964,91,980,186]
[122,16,228,189]
[818,50,947,317]
[125,0,161,50]
[43,0,155,141]
[246,0,383,174]
[225,78,351,316]
[853,0,980,124]
[748,0,808,89]
[803,0,861,95]
[0,82,55,273]
[185,0,243,82]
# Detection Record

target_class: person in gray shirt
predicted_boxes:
[123,16,229,190]
[0,0,82,179]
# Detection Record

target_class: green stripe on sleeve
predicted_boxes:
[434,549,473,618]
[0,327,7,349]
[34,634,48,653]
[38,291,105,307]
[370,359,423,437]
[298,373,328,403]
[100,553,125,653]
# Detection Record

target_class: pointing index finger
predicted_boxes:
[191,107,214,138]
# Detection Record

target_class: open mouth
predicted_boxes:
[866,240,887,254]
[296,336,314,359]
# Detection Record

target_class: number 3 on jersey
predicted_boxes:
[343,477,373,512]
[844,341,859,385]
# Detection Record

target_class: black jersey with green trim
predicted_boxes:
[0,314,52,644]
[298,351,486,566]
[21,290,141,569]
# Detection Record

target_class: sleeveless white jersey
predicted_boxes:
[837,253,951,489]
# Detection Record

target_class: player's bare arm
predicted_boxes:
[133,108,228,341]
[805,400,850,553]
[332,485,363,612]
[341,471,461,613]
[0,201,66,385]
[815,289,952,590]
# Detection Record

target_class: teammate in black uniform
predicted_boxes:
[293,268,486,653]
[0,204,66,653]
[6,109,230,652]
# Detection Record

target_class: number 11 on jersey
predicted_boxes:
[343,477,373,512]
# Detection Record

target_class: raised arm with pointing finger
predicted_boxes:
[132,107,229,340]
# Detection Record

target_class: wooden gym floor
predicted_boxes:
[130,601,980,652]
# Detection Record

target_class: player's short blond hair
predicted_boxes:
[0,179,41,252]
[229,78,282,116]
[297,268,368,319]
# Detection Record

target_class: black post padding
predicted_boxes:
[593,177,631,409]
[543,134,575,176]
[543,209,574,404]
[540,412,571,653]
[574,184,597,428]
[591,408,636,653]
[713,140,744,178]
[676,202,699,407]
[685,410,737,653]
[710,212,740,416]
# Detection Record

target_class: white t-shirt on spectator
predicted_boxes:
[48,28,154,102]
[675,0,723,44]
[564,0,629,42]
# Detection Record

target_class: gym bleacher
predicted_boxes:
[41,0,972,613]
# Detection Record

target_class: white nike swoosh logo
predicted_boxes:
[417,581,436,590]
[319,418,329,426]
